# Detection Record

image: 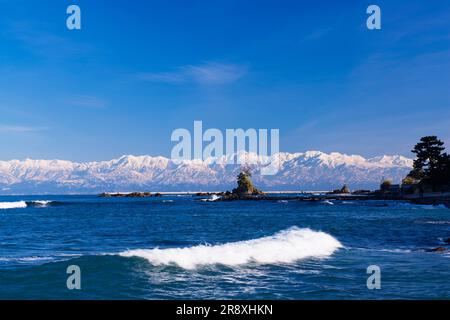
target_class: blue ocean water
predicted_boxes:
[0,194,449,299]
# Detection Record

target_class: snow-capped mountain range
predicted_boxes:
[0,151,413,194]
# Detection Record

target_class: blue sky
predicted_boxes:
[0,0,449,161]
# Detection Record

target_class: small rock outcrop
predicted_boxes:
[99,192,155,198]
[232,171,264,196]
[215,170,265,201]
[329,185,350,194]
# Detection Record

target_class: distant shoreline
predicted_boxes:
[96,190,450,208]
[99,190,330,195]
[0,190,327,196]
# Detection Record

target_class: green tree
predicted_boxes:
[233,170,262,195]
[380,179,392,191]
[409,136,450,190]
[434,152,450,188]
[401,176,416,185]
[410,136,445,178]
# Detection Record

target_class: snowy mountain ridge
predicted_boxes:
[0,151,413,194]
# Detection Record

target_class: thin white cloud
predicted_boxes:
[0,125,48,133]
[137,62,247,85]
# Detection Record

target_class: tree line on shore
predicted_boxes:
[402,136,450,192]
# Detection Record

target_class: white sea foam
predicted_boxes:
[0,256,52,262]
[120,227,343,269]
[0,201,27,209]
[321,200,334,205]
[31,200,53,206]
[423,220,450,225]
[201,194,221,202]
[353,247,412,253]
[0,253,82,264]
[378,248,412,253]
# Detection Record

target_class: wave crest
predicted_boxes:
[120,227,342,269]
[0,201,27,209]
[0,200,56,209]
[28,200,53,207]
[201,195,221,202]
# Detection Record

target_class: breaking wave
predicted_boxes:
[28,200,54,207]
[120,227,342,269]
[0,200,56,209]
[0,201,27,209]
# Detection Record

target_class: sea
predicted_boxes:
[0,194,449,299]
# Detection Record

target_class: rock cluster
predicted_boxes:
[99,192,161,198]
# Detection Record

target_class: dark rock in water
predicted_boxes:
[154,193,162,197]
[196,192,212,196]
[328,185,350,194]
[352,189,371,195]
[444,238,450,245]
[126,192,148,197]
[426,247,447,252]
[99,193,111,198]
[99,192,156,198]
[201,170,266,201]
[219,193,267,201]
[230,171,264,197]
